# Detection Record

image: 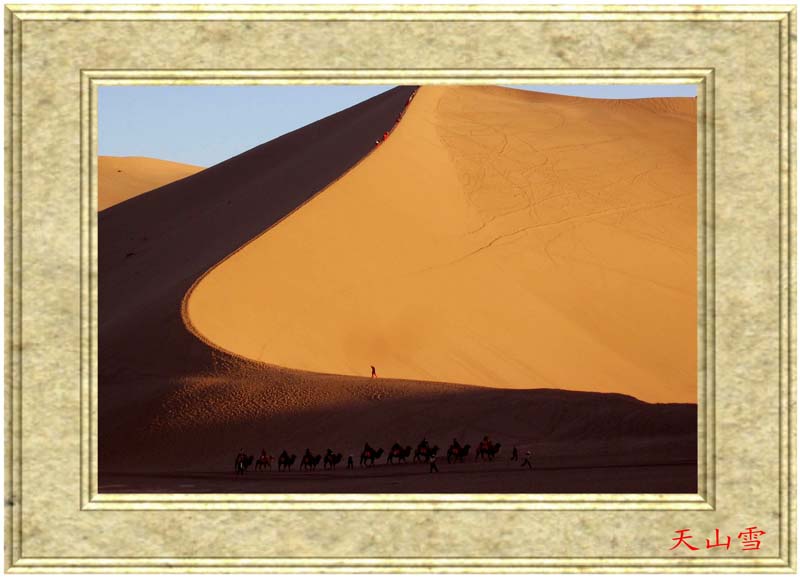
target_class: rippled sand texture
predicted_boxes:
[186,86,697,403]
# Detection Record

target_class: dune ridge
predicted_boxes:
[98,156,204,210]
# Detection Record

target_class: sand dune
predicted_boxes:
[101,369,695,492]
[98,156,204,210]
[186,86,697,404]
[99,87,422,472]
[99,86,697,491]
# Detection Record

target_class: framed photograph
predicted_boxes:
[5,4,795,573]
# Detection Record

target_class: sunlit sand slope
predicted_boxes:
[98,156,204,210]
[186,86,697,403]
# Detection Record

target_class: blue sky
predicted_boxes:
[99,84,697,168]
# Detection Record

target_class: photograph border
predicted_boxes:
[5,4,795,572]
[81,68,713,512]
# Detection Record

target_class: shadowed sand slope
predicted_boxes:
[99,156,205,210]
[186,86,697,404]
[103,373,696,493]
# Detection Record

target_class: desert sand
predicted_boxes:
[98,156,203,210]
[186,86,697,404]
[99,86,697,492]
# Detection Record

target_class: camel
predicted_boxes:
[300,454,322,471]
[324,452,343,470]
[447,443,471,464]
[387,445,413,464]
[475,442,502,461]
[360,447,384,467]
[255,454,274,471]
[235,454,253,475]
[413,444,439,463]
[278,451,297,471]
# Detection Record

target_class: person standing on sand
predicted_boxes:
[429,454,439,473]
[347,455,354,470]
[521,450,533,470]
[371,365,377,378]
[511,446,519,461]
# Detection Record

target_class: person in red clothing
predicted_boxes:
[383,131,389,141]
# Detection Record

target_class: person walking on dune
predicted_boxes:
[521,450,533,470]
[371,365,377,379]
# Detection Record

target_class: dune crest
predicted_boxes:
[185,86,697,403]
[98,156,204,210]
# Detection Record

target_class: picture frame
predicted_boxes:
[5,4,795,572]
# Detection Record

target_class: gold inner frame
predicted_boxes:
[82,69,713,512]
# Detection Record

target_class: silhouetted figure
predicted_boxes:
[324,450,343,470]
[255,450,273,471]
[278,450,297,471]
[235,449,253,475]
[347,455,354,469]
[447,440,470,463]
[414,437,438,463]
[429,454,439,473]
[521,450,533,470]
[511,446,519,461]
[300,448,316,471]
[360,446,384,466]
[387,444,412,464]
[476,436,502,461]
[371,365,377,378]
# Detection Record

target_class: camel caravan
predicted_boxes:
[233,435,515,475]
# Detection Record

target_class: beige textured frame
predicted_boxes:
[4,4,795,573]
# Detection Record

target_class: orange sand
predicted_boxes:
[98,156,204,210]
[185,86,697,404]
